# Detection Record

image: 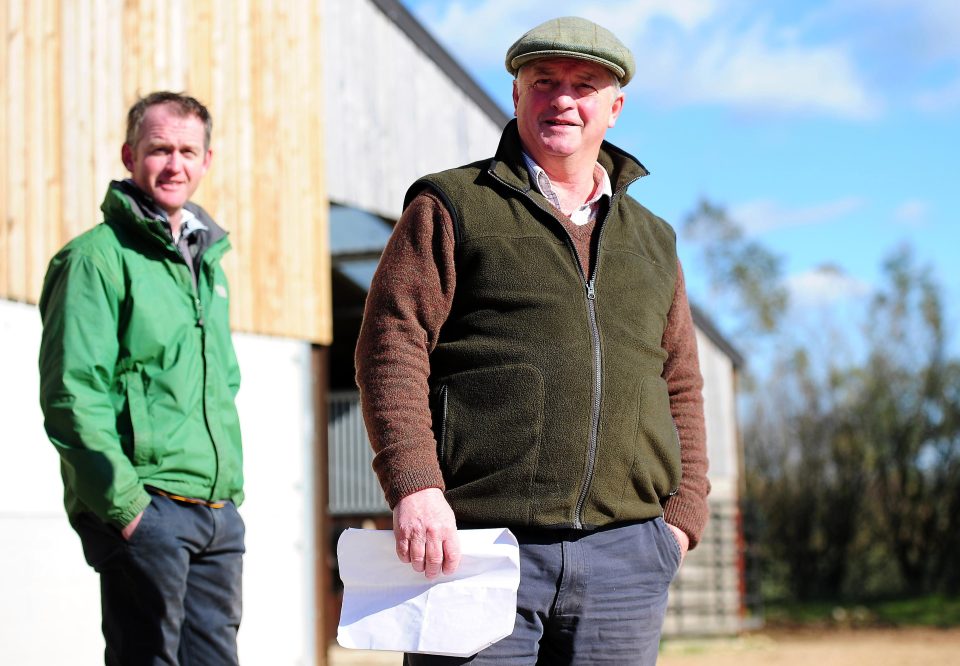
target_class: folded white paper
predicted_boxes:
[336,528,520,657]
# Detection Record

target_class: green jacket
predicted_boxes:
[408,121,681,530]
[39,181,243,528]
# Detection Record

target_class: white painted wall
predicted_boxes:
[695,329,740,501]
[0,299,317,666]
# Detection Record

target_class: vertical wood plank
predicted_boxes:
[311,0,331,341]
[186,0,214,216]
[249,0,278,332]
[4,0,334,340]
[186,0,212,114]
[232,0,256,331]
[121,0,139,103]
[42,0,63,266]
[168,0,186,91]
[101,0,125,192]
[24,0,45,298]
[75,0,94,240]
[91,0,110,221]
[0,0,10,296]
[6,1,27,300]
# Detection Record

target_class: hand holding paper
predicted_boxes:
[337,528,521,657]
[393,487,460,578]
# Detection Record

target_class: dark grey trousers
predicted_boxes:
[405,517,681,665]
[73,493,245,666]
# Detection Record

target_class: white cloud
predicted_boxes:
[730,197,865,235]
[816,0,960,113]
[833,0,960,62]
[413,0,719,72]
[787,265,870,307]
[893,199,930,226]
[638,21,880,118]
[409,0,881,118]
[914,76,960,112]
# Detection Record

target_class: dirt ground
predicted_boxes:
[659,628,960,666]
[330,628,960,665]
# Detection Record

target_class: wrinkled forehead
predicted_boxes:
[518,57,619,84]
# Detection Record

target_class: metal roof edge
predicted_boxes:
[689,302,745,369]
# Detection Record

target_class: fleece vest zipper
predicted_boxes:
[409,122,682,530]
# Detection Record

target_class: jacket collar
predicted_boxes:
[487,119,649,198]
[101,180,227,251]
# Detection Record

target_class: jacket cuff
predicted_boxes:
[113,488,152,529]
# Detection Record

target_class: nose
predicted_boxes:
[550,83,576,111]
[165,150,183,172]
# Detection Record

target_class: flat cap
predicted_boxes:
[505,16,636,86]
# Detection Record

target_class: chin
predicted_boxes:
[542,143,578,157]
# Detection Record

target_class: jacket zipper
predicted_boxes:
[572,276,603,527]
[571,200,617,529]
[167,229,230,501]
[438,384,449,461]
[160,220,206,327]
[488,169,628,529]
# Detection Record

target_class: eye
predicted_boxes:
[576,83,598,95]
[532,78,555,92]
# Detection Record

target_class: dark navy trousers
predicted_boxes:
[405,517,681,666]
[73,492,245,666]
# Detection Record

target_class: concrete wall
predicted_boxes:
[0,298,317,665]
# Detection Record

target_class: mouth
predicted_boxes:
[543,118,580,127]
[542,118,581,129]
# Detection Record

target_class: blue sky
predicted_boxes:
[404,0,959,353]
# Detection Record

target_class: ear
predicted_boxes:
[121,143,135,173]
[201,147,213,175]
[607,91,625,129]
[512,79,520,116]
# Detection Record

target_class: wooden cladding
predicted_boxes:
[1,0,332,343]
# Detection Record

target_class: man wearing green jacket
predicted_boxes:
[39,91,245,665]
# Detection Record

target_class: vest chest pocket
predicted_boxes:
[432,364,544,518]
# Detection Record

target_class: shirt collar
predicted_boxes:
[122,179,207,241]
[521,152,612,209]
[178,207,208,240]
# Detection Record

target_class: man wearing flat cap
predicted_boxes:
[357,16,708,664]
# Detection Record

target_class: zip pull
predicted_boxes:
[586,280,596,300]
[195,296,205,327]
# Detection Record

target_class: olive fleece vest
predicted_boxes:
[406,121,680,529]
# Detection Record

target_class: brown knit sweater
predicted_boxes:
[355,191,711,547]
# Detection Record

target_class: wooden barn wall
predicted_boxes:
[323,0,507,220]
[1,0,332,344]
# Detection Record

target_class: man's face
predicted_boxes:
[121,103,212,218]
[513,58,625,166]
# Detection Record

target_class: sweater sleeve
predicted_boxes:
[661,260,711,548]
[355,191,457,508]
